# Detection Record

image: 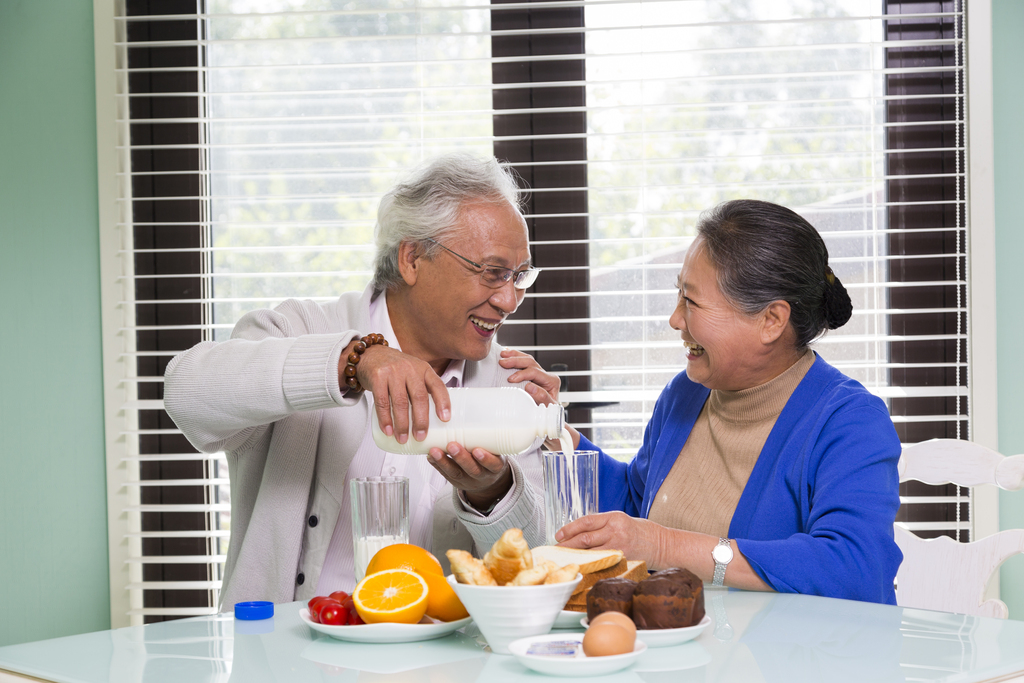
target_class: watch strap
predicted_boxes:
[712,537,732,586]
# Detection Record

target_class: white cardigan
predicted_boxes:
[164,285,546,609]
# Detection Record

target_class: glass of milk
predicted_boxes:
[350,476,410,582]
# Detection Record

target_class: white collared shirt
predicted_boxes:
[314,291,464,595]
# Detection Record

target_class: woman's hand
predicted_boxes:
[557,512,771,590]
[426,442,513,512]
[499,349,561,405]
[340,341,451,445]
[554,511,669,568]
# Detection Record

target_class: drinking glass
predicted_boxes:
[350,476,410,582]
[542,450,599,545]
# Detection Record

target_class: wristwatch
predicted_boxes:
[712,538,733,586]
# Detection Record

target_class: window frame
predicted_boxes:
[961,0,999,593]
[92,0,1002,627]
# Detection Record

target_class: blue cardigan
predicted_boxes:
[581,354,902,604]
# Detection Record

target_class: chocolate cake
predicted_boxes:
[585,577,638,622]
[631,567,705,629]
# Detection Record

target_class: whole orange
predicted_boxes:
[365,544,443,578]
[421,572,469,622]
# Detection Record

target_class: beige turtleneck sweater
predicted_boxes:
[647,350,815,538]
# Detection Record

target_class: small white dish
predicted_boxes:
[551,609,587,629]
[508,633,646,677]
[299,608,472,643]
[582,613,710,648]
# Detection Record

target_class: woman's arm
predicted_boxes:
[555,511,770,590]
[736,400,902,603]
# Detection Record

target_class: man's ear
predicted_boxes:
[397,241,424,286]
[760,300,792,345]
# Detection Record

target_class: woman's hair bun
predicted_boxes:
[822,274,853,329]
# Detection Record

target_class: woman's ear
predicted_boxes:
[397,241,424,286]
[760,300,792,345]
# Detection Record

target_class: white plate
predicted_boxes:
[300,608,473,643]
[507,633,646,677]
[551,609,587,629]
[582,613,710,648]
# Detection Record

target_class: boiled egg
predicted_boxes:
[590,610,637,639]
[582,622,635,657]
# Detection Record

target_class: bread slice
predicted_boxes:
[530,546,624,575]
[568,559,649,598]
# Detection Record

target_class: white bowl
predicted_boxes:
[447,573,582,654]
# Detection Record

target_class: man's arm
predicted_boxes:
[164,301,357,453]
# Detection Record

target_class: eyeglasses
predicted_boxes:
[425,238,541,290]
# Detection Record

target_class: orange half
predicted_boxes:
[352,568,429,624]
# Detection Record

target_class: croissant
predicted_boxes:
[544,562,580,585]
[483,528,533,585]
[509,560,556,586]
[446,549,497,586]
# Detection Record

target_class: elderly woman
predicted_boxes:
[555,199,902,604]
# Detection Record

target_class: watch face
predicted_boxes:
[713,543,734,564]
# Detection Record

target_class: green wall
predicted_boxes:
[0,1,111,645]
[994,0,1024,619]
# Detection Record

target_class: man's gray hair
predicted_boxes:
[372,154,524,292]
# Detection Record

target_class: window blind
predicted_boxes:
[104,0,970,622]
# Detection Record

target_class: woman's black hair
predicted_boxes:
[695,199,853,349]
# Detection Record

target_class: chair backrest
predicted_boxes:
[896,439,1024,619]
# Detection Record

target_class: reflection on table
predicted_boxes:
[2,587,1024,683]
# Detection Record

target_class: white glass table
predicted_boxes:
[2,587,1023,683]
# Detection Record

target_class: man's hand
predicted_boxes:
[554,511,668,569]
[499,349,560,405]
[426,442,513,512]
[340,341,451,445]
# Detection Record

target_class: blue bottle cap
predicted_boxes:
[234,601,274,620]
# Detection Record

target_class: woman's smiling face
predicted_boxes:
[668,238,781,391]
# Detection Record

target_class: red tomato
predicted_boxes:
[307,596,331,623]
[340,596,355,612]
[318,602,345,626]
[347,609,364,625]
[312,598,341,623]
[328,590,350,603]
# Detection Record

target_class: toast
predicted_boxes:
[569,561,647,598]
[568,558,649,597]
[530,546,624,575]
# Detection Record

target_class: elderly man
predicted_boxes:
[164,154,557,609]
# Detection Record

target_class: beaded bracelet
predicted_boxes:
[343,333,388,392]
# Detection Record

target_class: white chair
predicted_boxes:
[895,438,1024,618]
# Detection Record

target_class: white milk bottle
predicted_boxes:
[371,387,563,455]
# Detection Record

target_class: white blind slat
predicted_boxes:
[122,479,230,487]
[126,556,226,564]
[127,608,220,617]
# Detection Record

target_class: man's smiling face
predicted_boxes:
[400,199,531,367]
